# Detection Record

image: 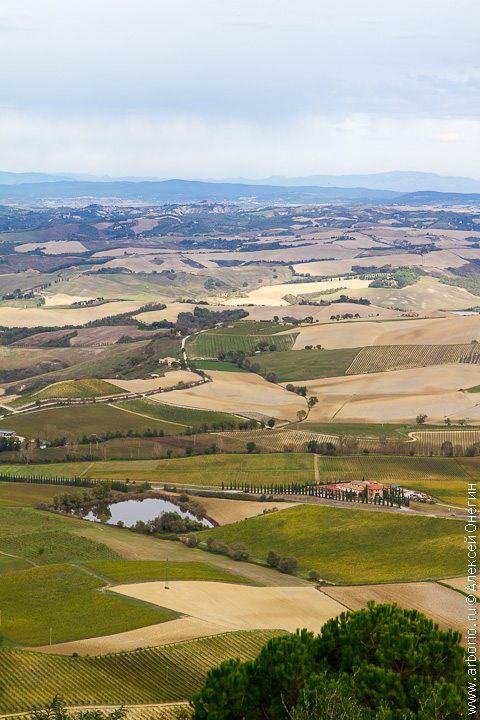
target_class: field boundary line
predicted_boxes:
[109,403,187,430]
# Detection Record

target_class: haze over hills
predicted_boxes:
[222,171,480,193]
[1,175,480,205]
[2,170,480,194]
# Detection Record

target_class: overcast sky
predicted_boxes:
[1,0,479,178]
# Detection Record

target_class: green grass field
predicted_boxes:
[0,481,69,507]
[187,330,297,358]
[84,560,252,585]
[194,360,248,372]
[254,347,360,382]
[114,398,242,429]
[0,563,177,646]
[199,504,463,583]
[0,403,184,440]
[10,379,125,408]
[0,453,315,488]
[0,630,282,711]
[0,505,119,565]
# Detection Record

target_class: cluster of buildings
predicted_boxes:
[325,480,433,504]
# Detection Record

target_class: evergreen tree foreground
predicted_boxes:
[191,602,476,720]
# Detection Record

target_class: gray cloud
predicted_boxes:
[0,0,478,175]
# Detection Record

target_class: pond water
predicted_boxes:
[83,497,213,528]
[452,311,479,316]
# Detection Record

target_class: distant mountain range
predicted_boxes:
[221,171,480,194]
[1,173,480,205]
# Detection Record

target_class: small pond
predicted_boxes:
[452,311,480,316]
[83,497,214,528]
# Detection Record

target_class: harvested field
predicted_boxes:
[182,496,296,525]
[291,315,480,349]
[322,582,466,638]
[15,240,88,254]
[148,370,306,422]
[442,576,471,596]
[43,293,96,307]
[244,302,402,323]
[346,344,476,374]
[69,326,162,346]
[112,581,347,639]
[363,276,480,312]
[222,278,371,307]
[305,365,480,424]
[293,250,470,276]
[107,370,196,392]
[0,301,144,328]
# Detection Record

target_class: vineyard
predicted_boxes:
[0,630,282,712]
[8,379,125,408]
[187,331,297,358]
[0,453,316,488]
[346,344,474,374]
[460,343,480,364]
[410,429,480,455]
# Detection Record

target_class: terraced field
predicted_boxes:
[346,344,473,374]
[0,630,282,712]
[187,331,297,358]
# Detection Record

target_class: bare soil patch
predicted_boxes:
[323,582,466,640]
[149,370,306,422]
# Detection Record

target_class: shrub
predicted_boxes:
[266,550,280,568]
[278,556,298,574]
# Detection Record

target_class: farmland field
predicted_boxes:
[0,630,282,712]
[84,560,252,585]
[193,360,248,372]
[345,344,474,374]
[0,563,177,645]
[0,453,316,488]
[0,505,119,565]
[411,429,480,455]
[253,347,360,382]
[187,330,297,358]
[0,403,184,440]
[10,378,124,407]
[316,455,477,505]
[113,397,243,429]
[198,504,463,583]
